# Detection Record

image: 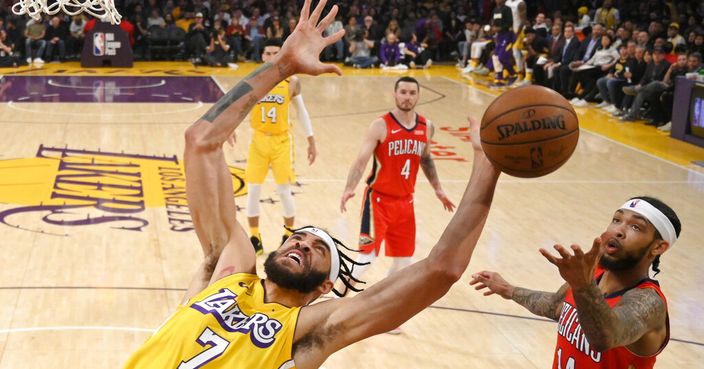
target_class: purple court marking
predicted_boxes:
[0,76,224,103]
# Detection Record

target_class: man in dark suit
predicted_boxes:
[554,23,580,97]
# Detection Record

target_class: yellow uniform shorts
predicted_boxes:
[245,130,296,185]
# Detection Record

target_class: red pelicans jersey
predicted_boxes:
[553,269,669,369]
[366,112,428,197]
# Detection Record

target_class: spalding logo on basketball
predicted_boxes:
[480,85,579,178]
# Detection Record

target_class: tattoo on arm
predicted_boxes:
[573,283,666,350]
[420,154,440,187]
[202,82,253,122]
[201,63,274,123]
[512,285,568,321]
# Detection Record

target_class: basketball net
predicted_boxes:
[12,0,122,24]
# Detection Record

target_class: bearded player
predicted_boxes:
[471,197,680,368]
[123,1,502,368]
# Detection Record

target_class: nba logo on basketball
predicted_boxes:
[93,32,106,56]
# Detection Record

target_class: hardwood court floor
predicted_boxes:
[0,63,702,369]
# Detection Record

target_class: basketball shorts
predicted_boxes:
[358,187,416,257]
[245,130,296,185]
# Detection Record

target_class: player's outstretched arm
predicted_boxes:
[305,116,501,353]
[339,119,385,212]
[469,271,569,321]
[182,0,344,300]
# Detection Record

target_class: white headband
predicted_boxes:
[297,227,340,282]
[619,199,677,246]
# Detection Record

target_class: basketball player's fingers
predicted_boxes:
[539,248,561,266]
[587,237,603,256]
[483,290,496,296]
[308,0,328,27]
[298,0,312,24]
[553,244,573,259]
[316,4,339,32]
[325,29,346,48]
[571,244,584,258]
[317,61,343,76]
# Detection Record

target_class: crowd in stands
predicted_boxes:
[1,0,703,129]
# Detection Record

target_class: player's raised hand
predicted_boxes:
[435,188,456,212]
[539,237,604,290]
[275,0,344,77]
[470,271,514,299]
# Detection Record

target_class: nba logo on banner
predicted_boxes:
[93,32,106,56]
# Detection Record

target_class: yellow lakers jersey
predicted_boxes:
[251,79,291,135]
[123,273,301,369]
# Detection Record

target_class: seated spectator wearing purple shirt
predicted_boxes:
[380,33,401,67]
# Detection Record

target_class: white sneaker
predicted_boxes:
[514,79,532,87]
[227,63,239,69]
[423,59,433,69]
[596,101,609,108]
[572,99,588,107]
[409,61,416,69]
[33,58,44,64]
[658,122,671,132]
[461,65,474,74]
[604,105,618,113]
[473,66,490,75]
[26,57,32,64]
[570,97,580,103]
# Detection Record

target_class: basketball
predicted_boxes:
[480,85,579,178]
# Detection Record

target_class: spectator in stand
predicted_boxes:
[569,34,619,107]
[186,12,210,63]
[400,33,432,69]
[658,52,704,132]
[0,29,24,67]
[213,6,231,26]
[613,46,649,117]
[67,15,85,59]
[380,32,404,69]
[283,17,297,40]
[265,16,284,40]
[594,0,620,30]
[147,9,166,29]
[690,32,704,55]
[550,23,580,97]
[226,16,245,61]
[638,52,689,126]
[348,29,378,68]
[204,25,233,67]
[565,23,605,98]
[385,19,401,39]
[535,23,563,87]
[245,15,265,61]
[4,18,23,52]
[45,16,67,62]
[576,6,591,34]
[533,12,549,38]
[596,43,632,113]
[457,19,478,68]
[24,18,46,65]
[362,15,383,53]
[620,48,671,122]
[667,22,686,47]
[232,9,247,29]
[489,0,515,85]
[344,16,360,49]
[324,14,345,62]
[636,31,650,49]
[164,13,177,30]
